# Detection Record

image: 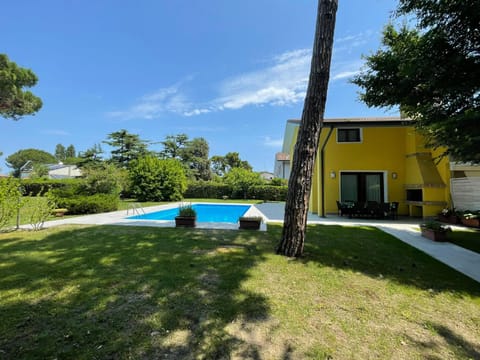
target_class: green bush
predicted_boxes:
[21,179,83,196]
[0,178,22,230]
[129,156,187,201]
[185,181,232,199]
[247,185,288,201]
[24,194,56,230]
[55,194,119,215]
[79,164,127,196]
[223,168,264,199]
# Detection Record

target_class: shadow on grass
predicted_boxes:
[270,224,480,295]
[0,225,270,359]
[404,322,480,359]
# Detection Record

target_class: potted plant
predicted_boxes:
[437,208,460,224]
[460,211,480,228]
[239,216,262,230]
[175,203,197,228]
[419,221,451,242]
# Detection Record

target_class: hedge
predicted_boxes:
[54,194,119,215]
[184,182,232,199]
[185,181,287,201]
[247,185,288,201]
[21,179,83,196]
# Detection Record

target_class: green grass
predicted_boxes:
[0,224,479,359]
[448,228,480,254]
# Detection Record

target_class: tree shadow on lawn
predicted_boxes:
[0,225,271,359]
[277,224,480,295]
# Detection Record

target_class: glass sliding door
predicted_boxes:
[340,172,384,202]
[341,174,358,202]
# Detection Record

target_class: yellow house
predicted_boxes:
[281,116,460,218]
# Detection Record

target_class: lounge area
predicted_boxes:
[337,200,399,219]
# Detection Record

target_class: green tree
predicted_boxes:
[352,0,480,163]
[277,0,337,257]
[65,144,76,158]
[223,168,263,199]
[0,54,42,120]
[54,144,66,162]
[6,148,57,178]
[129,156,186,201]
[159,134,189,160]
[77,144,104,169]
[211,152,252,176]
[182,137,212,181]
[103,129,149,168]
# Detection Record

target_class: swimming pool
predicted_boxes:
[127,203,251,223]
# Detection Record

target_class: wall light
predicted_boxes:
[330,170,336,179]
[392,172,398,179]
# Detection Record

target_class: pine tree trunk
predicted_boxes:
[277,0,338,257]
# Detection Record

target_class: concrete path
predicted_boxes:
[24,201,480,283]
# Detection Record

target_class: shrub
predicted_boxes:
[55,194,119,215]
[0,178,22,230]
[24,193,56,231]
[247,185,288,201]
[21,179,82,196]
[223,168,263,199]
[129,156,187,201]
[79,163,127,196]
[184,181,232,199]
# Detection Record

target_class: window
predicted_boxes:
[337,128,361,143]
[341,172,384,203]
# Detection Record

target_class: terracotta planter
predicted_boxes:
[420,228,448,242]
[239,218,261,230]
[461,218,480,228]
[175,216,196,228]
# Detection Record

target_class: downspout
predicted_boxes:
[320,127,334,217]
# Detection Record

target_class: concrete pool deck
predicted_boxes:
[23,201,480,283]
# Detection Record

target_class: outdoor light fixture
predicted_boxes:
[330,170,336,179]
[392,172,398,179]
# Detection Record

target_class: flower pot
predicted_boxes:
[239,218,261,230]
[175,216,196,228]
[461,218,480,228]
[420,228,448,242]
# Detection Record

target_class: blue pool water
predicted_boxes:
[127,203,251,223]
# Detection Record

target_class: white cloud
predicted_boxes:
[215,49,310,110]
[262,136,283,148]
[107,43,366,120]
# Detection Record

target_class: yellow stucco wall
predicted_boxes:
[287,123,451,218]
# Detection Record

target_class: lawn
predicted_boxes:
[0,224,479,359]
[448,228,480,254]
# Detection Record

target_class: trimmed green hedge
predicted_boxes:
[247,185,288,201]
[184,182,232,199]
[185,181,287,201]
[21,179,83,196]
[55,194,119,215]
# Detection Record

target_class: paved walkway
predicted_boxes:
[27,201,480,283]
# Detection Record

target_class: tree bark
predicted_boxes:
[277,0,338,257]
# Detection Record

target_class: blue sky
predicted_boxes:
[1,0,399,173]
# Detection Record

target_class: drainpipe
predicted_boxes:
[320,127,334,217]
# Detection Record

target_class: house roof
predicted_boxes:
[276,152,290,161]
[287,116,413,128]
